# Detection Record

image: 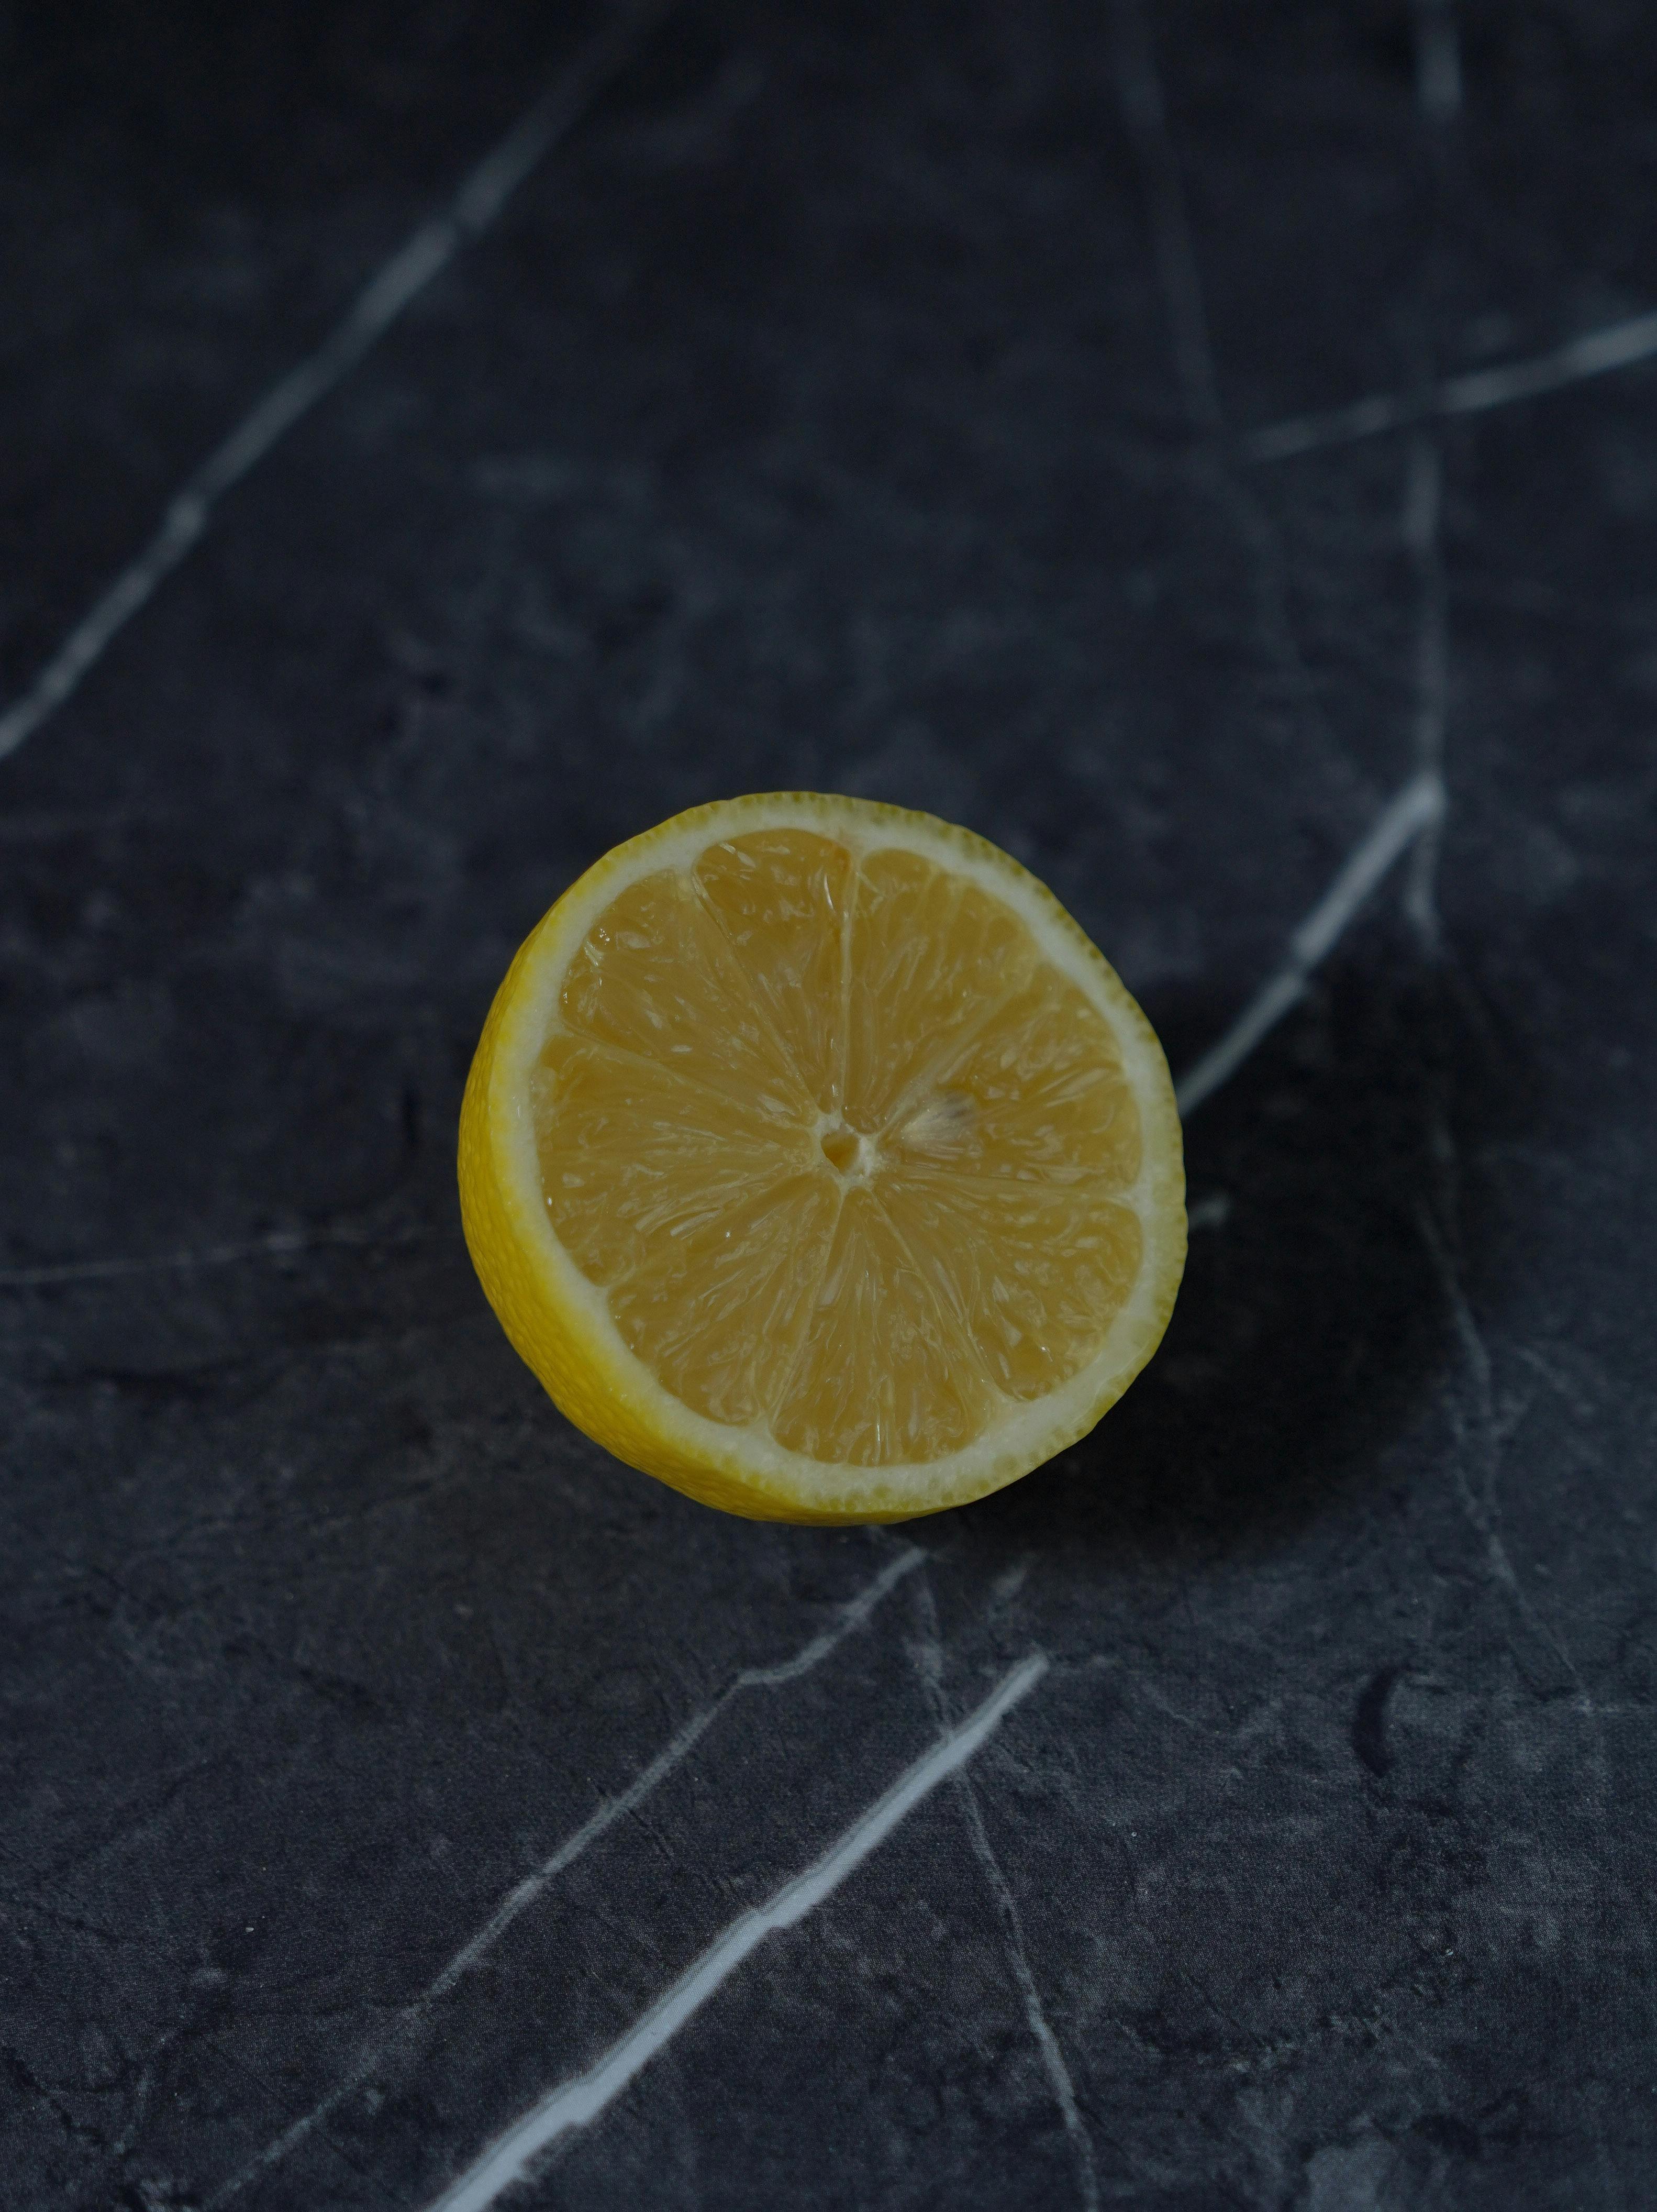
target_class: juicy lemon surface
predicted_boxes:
[458,794,1185,1521]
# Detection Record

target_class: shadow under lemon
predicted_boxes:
[940,939,1535,1565]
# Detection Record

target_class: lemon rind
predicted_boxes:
[459,792,1186,1522]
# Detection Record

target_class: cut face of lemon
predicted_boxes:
[459,794,1185,1522]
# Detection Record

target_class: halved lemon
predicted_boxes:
[458,794,1185,1522]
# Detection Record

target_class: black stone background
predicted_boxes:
[3,3,1655,2206]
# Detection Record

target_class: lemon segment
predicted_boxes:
[458,793,1186,1522]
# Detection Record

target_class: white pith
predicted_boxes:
[483,794,1186,1516]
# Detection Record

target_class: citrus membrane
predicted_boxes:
[458,794,1185,1521]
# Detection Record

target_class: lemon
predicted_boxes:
[458,794,1185,1522]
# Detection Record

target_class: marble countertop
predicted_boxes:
[4,3,1654,2206]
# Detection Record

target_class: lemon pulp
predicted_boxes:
[539,831,1149,1467]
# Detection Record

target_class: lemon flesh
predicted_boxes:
[459,795,1185,1522]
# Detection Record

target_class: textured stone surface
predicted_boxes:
[3,3,1655,2206]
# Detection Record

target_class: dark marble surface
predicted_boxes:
[4,3,1656,2206]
